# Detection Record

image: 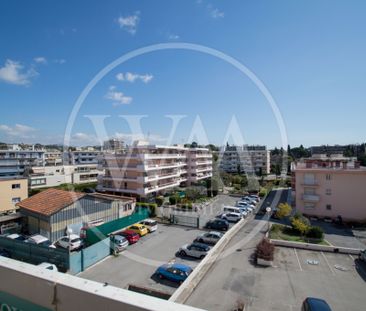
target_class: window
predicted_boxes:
[12,197,21,204]
[326,174,331,180]
[326,189,332,195]
[304,203,315,209]
[11,183,20,189]
[326,204,332,210]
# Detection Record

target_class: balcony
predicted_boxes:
[301,180,319,186]
[302,194,320,202]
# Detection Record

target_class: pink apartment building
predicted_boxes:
[292,154,366,222]
[97,141,212,198]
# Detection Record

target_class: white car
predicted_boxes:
[37,262,58,271]
[25,235,56,248]
[220,212,242,223]
[139,219,158,233]
[237,202,255,210]
[242,197,257,205]
[237,208,249,217]
[248,195,260,202]
[178,242,211,259]
[56,234,84,251]
[196,231,223,244]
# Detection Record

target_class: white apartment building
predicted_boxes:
[97,141,212,197]
[219,145,270,175]
[63,150,100,165]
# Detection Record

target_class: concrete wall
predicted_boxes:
[0,257,205,311]
[0,178,28,213]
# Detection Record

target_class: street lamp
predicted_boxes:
[66,228,73,254]
[265,207,272,232]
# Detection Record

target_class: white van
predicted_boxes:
[223,206,241,214]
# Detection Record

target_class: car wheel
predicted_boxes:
[179,250,186,257]
[200,255,205,259]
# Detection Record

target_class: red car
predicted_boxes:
[120,229,140,244]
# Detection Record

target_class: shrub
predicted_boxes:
[155,196,164,207]
[276,203,292,219]
[271,224,282,233]
[169,195,180,205]
[258,187,267,198]
[306,226,324,239]
[256,238,275,261]
[291,217,310,236]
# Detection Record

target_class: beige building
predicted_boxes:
[97,142,212,197]
[292,154,366,222]
[0,178,28,214]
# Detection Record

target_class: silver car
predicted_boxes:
[196,231,223,245]
[178,242,211,259]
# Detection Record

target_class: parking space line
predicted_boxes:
[294,248,303,271]
[349,254,355,261]
[321,252,335,275]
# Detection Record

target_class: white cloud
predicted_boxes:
[168,33,180,40]
[117,12,140,35]
[207,4,224,18]
[114,132,166,144]
[105,89,133,106]
[71,132,98,145]
[33,57,47,65]
[0,123,36,138]
[116,72,153,83]
[0,59,38,86]
[54,59,66,64]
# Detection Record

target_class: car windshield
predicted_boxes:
[71,238,81,243]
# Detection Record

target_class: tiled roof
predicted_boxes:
[16,188,85,216]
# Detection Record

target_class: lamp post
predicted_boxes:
[66,228,73,254]
[266,206,272,232]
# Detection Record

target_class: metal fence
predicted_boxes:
[0,236,69,271]
[170,214,200,228]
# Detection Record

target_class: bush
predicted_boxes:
[291,217,310,236]
[258,187,267,198]
[155,196,164,207]
[169,195,179,205]
[256,238,275,261]
[271,224,282,233]
[276,203,292,219]
[306,226,324,239]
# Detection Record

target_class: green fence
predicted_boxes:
[85,208,150,245]
[0,236,69,271]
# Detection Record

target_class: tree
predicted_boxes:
[275,203,292,219]
[256,238,275,261]
[291,217,309,236]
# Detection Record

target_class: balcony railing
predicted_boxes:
[301,194,320,202]
[301,180,319,186]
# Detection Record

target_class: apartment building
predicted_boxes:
[292,154,366,222]
[103,139,124,151]
[0,148,45,179]
[97,141,212,197]
[44,150,63,166]
[0,178,28,214]
[63,150,100,165]
[219,145,270,175]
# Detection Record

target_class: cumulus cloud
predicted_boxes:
[0,59,38,86]
[105,89,133,106]
[116,72,153,83]
[33,57,47,65]
[117,12,140,35]
[70,132,99,145]
[0,123,36,138]
[168,33,180,40]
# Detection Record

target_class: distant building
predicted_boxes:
[292,154,366,222]
[219,145,270,175]
[17,188,135,241]
[103,139,124,152]
[97,141,212,198]
[0,178,28,214]
[63,150,100,165]
[310,145,347,156]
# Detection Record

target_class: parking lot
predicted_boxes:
[79,223,211,296]
[186,216,366,311]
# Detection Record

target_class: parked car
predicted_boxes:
[218,212,242,223]
[179,242,210,259]
[237,201,255,210]
[0,249,10,258]
[238,205,252,214]
[205,219,229,231]
[196,231,223,244]
[128,223,148,236]
[241,197,257,205]
[56,234,84,251]
[110,234,129,253]
[25,235,56,248]
[248,195,260,202]
[6,233,26,241]
[155,263,193,284]
[139,219,158,233]
[359,249,366,262]
[37,262,58,271]
[120,229,140,244]
[301,297,332,311]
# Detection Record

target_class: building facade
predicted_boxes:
[0,178,28,214]
[103,139,124,152]
[219,145,270,175]
[292,154,366,222]
[17,188,135,241]
[63,150,100,165]
[97,142,212,197]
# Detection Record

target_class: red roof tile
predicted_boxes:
[17,188,85,216]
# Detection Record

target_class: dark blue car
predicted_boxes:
[205,219,229,231]
[156,263,193,284]
[302,298,332,311]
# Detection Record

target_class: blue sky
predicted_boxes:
[0,0,365,148]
